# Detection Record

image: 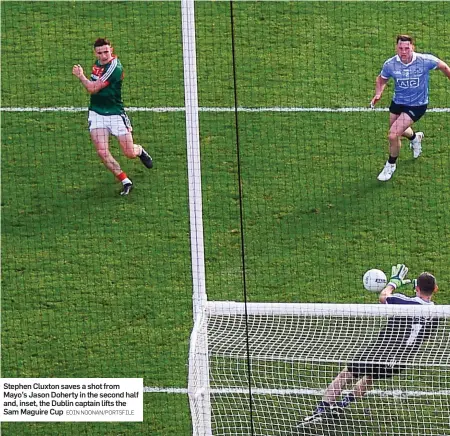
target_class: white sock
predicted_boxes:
[122,178,132,185]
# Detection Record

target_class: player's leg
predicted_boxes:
[398,105,425,139]
[378,111,414,181]
[335,375,373,409]
[402,126,414,139]
[392,106,426,158]
[300,369,354,425]
[90,128,122,175]
[115,114,153,168]
[388,112,414,156]
[117,132,141,159]
[322,369,354,404]
[378,111,400,181]
[401,105,427,158]
[117,132,153,169]
[90,129,133,196]
[353,375,373,398]
[88,111,133,195]
[335,363,399,411]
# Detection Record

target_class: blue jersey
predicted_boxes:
[380,52,440,106]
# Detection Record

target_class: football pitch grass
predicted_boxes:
[2,2,450,435]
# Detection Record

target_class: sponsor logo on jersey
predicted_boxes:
[397,77,420,88]
[92,65,104,80]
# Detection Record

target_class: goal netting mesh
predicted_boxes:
[189,302,450,436]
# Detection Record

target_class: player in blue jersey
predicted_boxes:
[300,265,438,426]
[370,35,450,181]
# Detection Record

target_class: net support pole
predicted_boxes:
[181,0,207,321]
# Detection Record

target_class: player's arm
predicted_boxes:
[370,75,389,107]
[72,64,109,94]
[379,283,395,304]
[437,60,450,80]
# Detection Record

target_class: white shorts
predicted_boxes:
[88,110,132,137]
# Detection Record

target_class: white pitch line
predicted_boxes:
[145,386,450,398]
[1,106,449,113]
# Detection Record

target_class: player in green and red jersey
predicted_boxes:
[72,38,152,196]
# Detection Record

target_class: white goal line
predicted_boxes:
[1,106,450,113]
[144,386,450,398]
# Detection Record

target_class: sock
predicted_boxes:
[388,155,398,164]
[117,172,131,185]
[409,132,416,141]
[336,393,356,408]
[315,400,331,413]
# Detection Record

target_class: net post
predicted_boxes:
[188,306,213,436]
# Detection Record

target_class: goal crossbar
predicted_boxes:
[206,301,450,317]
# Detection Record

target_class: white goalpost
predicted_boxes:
[181,0,212,432]
[189,302,450,435]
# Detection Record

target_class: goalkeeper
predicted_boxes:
[302,265,439,426]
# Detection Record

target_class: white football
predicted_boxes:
[363,269,387,292]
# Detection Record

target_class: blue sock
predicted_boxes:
[336,393,356,408]
[315,400,331,413]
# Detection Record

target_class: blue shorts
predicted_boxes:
[389,101,427,122]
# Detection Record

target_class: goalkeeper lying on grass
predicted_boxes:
[300,264,438,427]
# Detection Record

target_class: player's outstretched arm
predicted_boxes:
[370,75,389,107]
[72,64,108,94]
[379,283,395,304]
[437,61,450,80]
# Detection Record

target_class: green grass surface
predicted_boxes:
[2,1,450,435]
[1,394,191,436]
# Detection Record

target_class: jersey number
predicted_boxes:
[406,324,423,346]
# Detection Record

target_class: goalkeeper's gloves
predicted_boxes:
[388,264,411,289]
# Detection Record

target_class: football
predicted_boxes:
[363,269,387,292]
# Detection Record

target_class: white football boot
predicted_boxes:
[410,132,424,159]
[377,161,396,181]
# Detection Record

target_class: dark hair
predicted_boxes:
[396,34,414,44]
[93,38,111,48]
[417,272,436,296]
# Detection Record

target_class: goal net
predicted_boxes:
[189,302,450,436]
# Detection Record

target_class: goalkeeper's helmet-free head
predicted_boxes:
[417,272,437,296]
